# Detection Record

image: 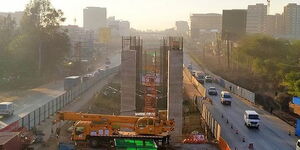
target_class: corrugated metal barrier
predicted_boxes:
[0,66,120,131]
[203,69,255,103]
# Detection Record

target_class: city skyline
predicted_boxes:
[0,0,299,30]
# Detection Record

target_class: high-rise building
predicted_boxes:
[107,16,130,37]
[83,7,107,31]
[246,4,267,34]
[119,21,130,36]
[264,14,284,37]
[175,21,189,36]
[222,9,247,41]
[283,3,300,39]
[190,13,222,39]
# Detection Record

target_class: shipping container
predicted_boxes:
[0,132,22,150]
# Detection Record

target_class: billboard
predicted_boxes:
[99,27,111,44]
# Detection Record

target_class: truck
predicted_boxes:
[244,110,260,128]
[64,76,81,91]
[53,111,174,148]
[0,102,14,116]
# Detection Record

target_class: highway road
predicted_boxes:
[183,52,298,150]
[0,51,121,129]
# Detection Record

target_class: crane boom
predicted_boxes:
[55,111,141,124]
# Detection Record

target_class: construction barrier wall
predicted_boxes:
[183,67,220,140]
[203,68,255,103]
[0,66,120,132]
[200,103,221,140]
[183,67,206,97]
[218,137,231,150]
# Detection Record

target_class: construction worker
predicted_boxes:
[56,128,61,139]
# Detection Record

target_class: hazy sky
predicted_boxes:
[0,0,299,30]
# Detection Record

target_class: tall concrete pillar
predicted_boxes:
[167,49,183,142]
[121,50,136,116]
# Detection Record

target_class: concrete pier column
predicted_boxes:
[167,49,183,142]
[121,50,136,116]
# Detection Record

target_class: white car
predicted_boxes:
[205,76,213,83]
[244,110,260,128]
[187,64,193,70]
[0,102,14,116]
[296,139,300,150]
[220,91,232,105]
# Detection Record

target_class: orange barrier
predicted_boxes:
[218,137,231,150]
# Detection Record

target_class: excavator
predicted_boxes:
[53,111,174,147]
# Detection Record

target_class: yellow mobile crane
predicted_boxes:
[53,111,174,147]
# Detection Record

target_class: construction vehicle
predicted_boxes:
[53,111,174,148]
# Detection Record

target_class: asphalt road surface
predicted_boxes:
[184,52,298,150]
[0,52,121,129]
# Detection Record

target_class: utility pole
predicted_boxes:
[216,33,221,65]
[202,43,206,61]
[227,40,230,69]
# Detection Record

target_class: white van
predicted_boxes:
[220,91,232,105]
[244,110,260,128]
[296,139,300,150]
[0,102,14,116]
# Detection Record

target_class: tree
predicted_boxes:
[284,72,300,96]
[20,0,70,76]
[0,15,17,80]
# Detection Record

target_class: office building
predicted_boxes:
[83,7,107,31]
[175,21,189,36]
[222,9,247,41]
[283,3,300,39]
[264,14,284,37]
[190,13,222,39]
[246,4,267,33]
[107,16,130,37]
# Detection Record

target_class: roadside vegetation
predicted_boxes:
[0,0,70,91]
[189,35,300,113]
[233,35,300,96]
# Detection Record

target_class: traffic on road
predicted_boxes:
[184,53,298,150]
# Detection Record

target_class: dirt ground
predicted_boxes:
[40,75,121,150]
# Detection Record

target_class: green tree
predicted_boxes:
[283,72,300,96]
[0,15,17,80]
[20,0,70,76]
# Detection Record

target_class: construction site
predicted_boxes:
[30,36,219,150]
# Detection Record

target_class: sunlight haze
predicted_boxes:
[1,0,299,30]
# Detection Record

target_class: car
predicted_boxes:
[196,75,205,84]
[191,70,196,77]
[244,110,260,128]
[208,87,218,95]
[205,75,213,83]
[0,102,14,116]
[296,139,300,150]
[187,64,193,70]
[194,72,205,84]
[220,91,232,105]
